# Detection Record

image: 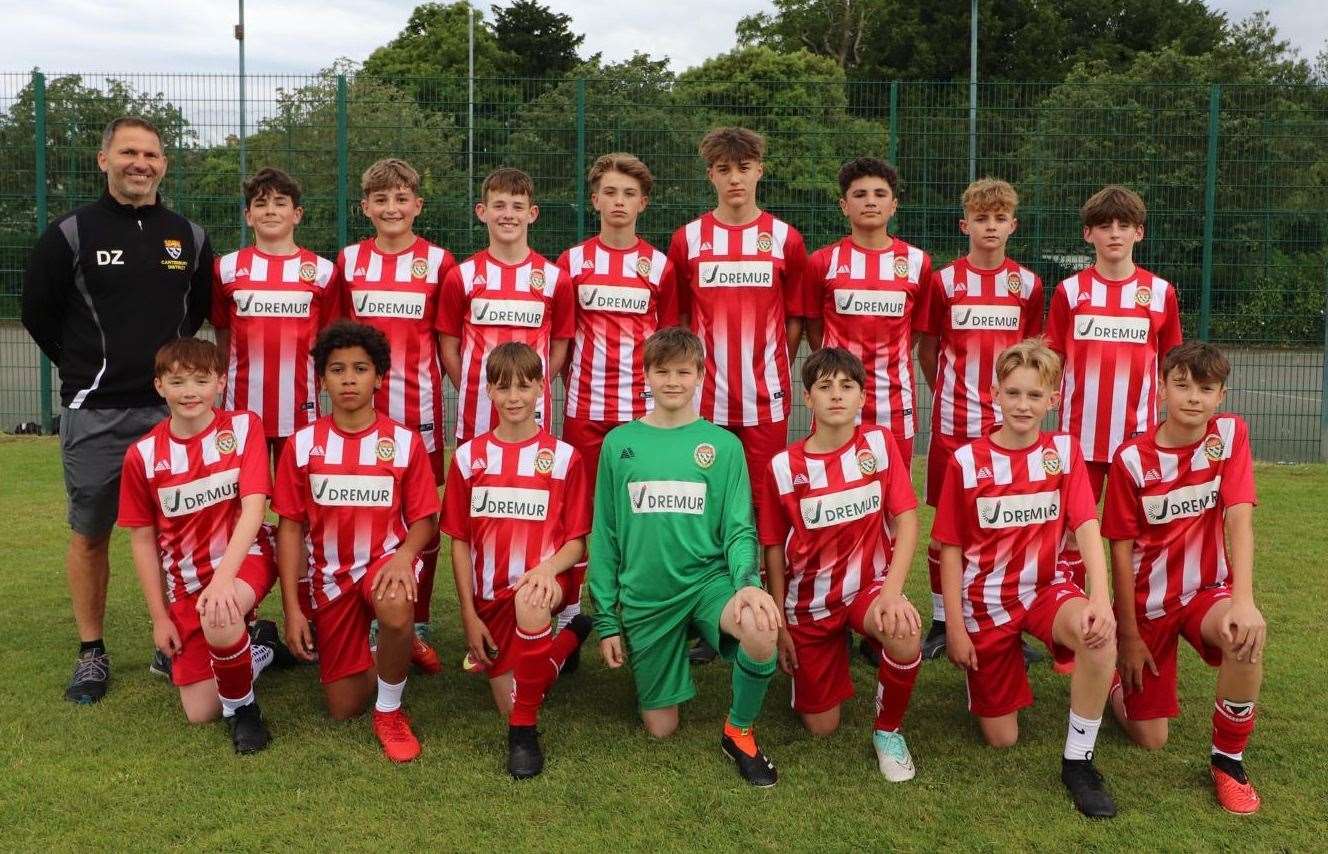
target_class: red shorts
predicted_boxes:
[723,420,789,514]
[562,416,624,489]
[427,447,446,483]
[924,431,968,507]
[308,555,419,684]
[167,548,277,687]
[964,582,1085,717]
[1085,461,1108,503]
[1122,586,1229,720]
[787,580,887,714]
[267,436,290,475]
[472,570,578,677]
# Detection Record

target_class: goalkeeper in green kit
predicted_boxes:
[589,326,782,787]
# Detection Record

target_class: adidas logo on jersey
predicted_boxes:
[309,445,325,458]
[154,459,172,473]
[836,265,850,275]
[473,275,488,286]
[976,466,992,480]
[582,260,595,270]
[954,283,967,294]
[1144,469,1161,483]
[235,267,249,277]
[353,267,367,277]
[620,447,635,460]
[700,242,712,251]
[792,473,809,486]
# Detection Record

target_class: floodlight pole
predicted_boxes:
[236,0,248,245]
[969,0,977,182]
[468,3,475,218]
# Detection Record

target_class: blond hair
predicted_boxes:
[361,158,420,196]
[994,337,1062,389]
[963,177,1018,215]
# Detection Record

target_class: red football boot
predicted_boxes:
[1211,757,1261,814]
[373,709,422,763]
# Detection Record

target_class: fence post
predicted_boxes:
[336,74,349,249]
[33,70,53,434]
[887,81,899,165]
[1321,260,1328,461]
[1199,83,1220,341]
[575,77,587,242]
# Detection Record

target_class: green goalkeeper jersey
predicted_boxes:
[588,417,759,641]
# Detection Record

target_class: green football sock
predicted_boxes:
[728,646,777,729]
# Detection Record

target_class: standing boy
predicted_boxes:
[916,178,1043,659]
[442,342,594,780]
[589,327,782,787]
[273,321,440,763]
[934,339,1119,818]
[118,338,278,753]
[666,127,807,525]
[211,167,339,463]
[760,347,923,781]
[803,157,931,460]
[1046,185,1182,584]
[339,158,455,673]
[1103,342,1265,814]
[439,167,574,446]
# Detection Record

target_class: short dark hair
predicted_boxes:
[1162,341,1230,386]
[802,347,866,389]
[486,342,544,385]
[313,321,391,376]
[482,167,535,203]
[837,157,899,196]
[244,167,302,208]
[154,338,222,377]
[101,116,164,152]
[643,326,705,372]
[1081,185,1146,228]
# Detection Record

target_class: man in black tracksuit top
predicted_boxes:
[22,116,212,704]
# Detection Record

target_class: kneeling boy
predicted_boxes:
[589,327,782,787]
[443,342,593,780]
[934,338,1119,818]
[760,347,922,781]
[273,321,440,762]
[118,338,279,753]
[1104,341,1265,814]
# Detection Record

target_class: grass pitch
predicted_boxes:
[2,436,1325,851]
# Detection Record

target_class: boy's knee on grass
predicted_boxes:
[802,708,841,736]
[980,716,1019,749]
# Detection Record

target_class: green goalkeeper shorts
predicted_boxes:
[621,573,740,711]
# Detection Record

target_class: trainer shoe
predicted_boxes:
[251,643,275,681]
[65,648,111,704]
[373,708,422,763]
[250,618,298,668]
[1061,758,1117,818]
[507,725,545,779]
[921,621,948,660]
[149,649,172,679]
[1211,755,1261,814]
[228,701,271,755]
[688,638,719,665]
[872,730,917,782]
[721,722,777,788]
[410,625,442,675]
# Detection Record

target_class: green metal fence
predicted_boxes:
[2,72,1324,459]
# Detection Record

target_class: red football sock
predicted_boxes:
[1212,699,1257,758]
[209,634,254,714]
[509,623,584,726]
[874,651,921,732]
[413,534,440,624]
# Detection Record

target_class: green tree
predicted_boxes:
[491,0,587,80]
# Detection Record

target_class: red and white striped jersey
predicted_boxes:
[758,426,917,624]
[337,237,455,455]
[271,414,440,611]
[559,236,679,422]
[922,257,1044,439]
[1045,267,1182,463]
[931,429,1097,632]
[437,250,574,442]
[1102,414,1256,621]
[210,247,339,437]
[804,237,932,437]
[440,429,591,601]
[667,211,808,426]
[117,410,269,602]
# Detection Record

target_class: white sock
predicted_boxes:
[251,644,274,681]
[375,677,406,713]
[1064,711,1102,761]
[931,593,946,623]
[220,689,254,718]
[556,601,581,632]
[1212,746,1244,761]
